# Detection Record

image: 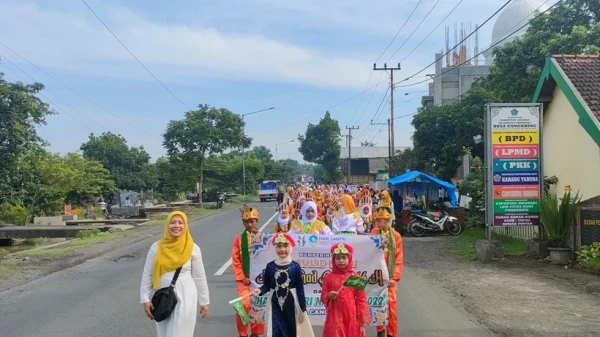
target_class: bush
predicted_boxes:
[76,229,101,239]
[0,203,29,226]
[576,245,600,271]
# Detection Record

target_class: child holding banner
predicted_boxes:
[371,206,404,337]
[321,243,369,337]
[232,205,264,337]
[251,233,315,337]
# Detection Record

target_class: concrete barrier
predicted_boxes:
[33,215,78,227]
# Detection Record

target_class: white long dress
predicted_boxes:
[140,243,210,337]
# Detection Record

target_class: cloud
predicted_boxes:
[0,1,400,90]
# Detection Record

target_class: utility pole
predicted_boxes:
[373,63,401,156]
[346,126,359,185]
[371,118,391,161]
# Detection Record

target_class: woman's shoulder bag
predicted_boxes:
[151,266,182,322]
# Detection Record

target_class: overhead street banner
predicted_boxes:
[486,104,543,227]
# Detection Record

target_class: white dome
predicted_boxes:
[484,0,549,64]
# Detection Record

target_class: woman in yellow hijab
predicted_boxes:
[140,211,210,337]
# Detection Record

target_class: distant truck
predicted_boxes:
[258,180,279,202]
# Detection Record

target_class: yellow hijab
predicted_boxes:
[152,211,194,290]
[341,194,356,214]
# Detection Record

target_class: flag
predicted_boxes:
[229,296,250,325]
[343,274,369,291]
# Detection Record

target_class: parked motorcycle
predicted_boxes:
[409,204,463,237]
[216,192,226,209]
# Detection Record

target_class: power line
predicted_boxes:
[394,0,515,85]
[253,78,389,140]
[346,0,423,126]
[348,71,384,128]
[80,0,193,112]
[1,55,108,133]
[252,0,545,141]
[1,57,96,133]
[385,0,441,63]
[0,41,162,140]
[400,0,465,63]
[375,0,423,63]
[395,0,558,88]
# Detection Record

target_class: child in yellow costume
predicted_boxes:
[274,202,291,233]
[289,201,333,235]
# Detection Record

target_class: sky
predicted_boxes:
[0,0,543,163]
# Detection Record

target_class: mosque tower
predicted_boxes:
[483,0,549,65]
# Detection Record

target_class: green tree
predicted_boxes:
[0,74,54,204]
[411,88,497,180]
[264,161,295,183]
[458,149,485,228]
[163,104,250,204]
[63,153,119,205]
[80,132,157,192]
[298,111,341,183]
[20,149,76,220]
[155,157,196,201]
[360,141,376,147]
[477,0,600,103]
[251,145,273,162]
[388,148,432,176]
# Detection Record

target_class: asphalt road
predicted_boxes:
[0,202,494,337]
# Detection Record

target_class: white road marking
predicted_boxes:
[213,211,278,276]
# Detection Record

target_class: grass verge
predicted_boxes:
[14,230,130,257]
[579,259,600,271]
[0,264,21,279]
[451,227,528,261]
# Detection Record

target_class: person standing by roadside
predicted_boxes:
[276,183,285,207]
[140,211,210,337]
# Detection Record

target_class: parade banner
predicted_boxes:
[486,104,543,227]
[249,234,389,326]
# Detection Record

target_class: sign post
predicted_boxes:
[486,104,543,240]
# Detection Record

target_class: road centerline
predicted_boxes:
[213,211,278,276]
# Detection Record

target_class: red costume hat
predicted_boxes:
[272,233,296,246]
[330,243,354,274]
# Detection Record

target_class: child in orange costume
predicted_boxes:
[231,205,265,337]
[370,206,403,337]
[321,243,369,337]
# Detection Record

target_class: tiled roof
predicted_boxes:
[553,54,600,122]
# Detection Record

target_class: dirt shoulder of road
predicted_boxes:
[405,234,600,337]
[0,201,252,292]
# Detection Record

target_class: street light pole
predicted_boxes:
[241,107,275,195]
[275,140,295,161]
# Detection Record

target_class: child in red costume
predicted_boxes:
[321,243,369,337]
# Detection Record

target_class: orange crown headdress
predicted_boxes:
[278,202,290,219]
[240,204,259,220]
[305,190,314,201]
[373,206,392,220]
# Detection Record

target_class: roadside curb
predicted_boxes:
[0,201,259,292]
[4,201,253,256]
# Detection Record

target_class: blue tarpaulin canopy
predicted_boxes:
[387,170,457,207]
